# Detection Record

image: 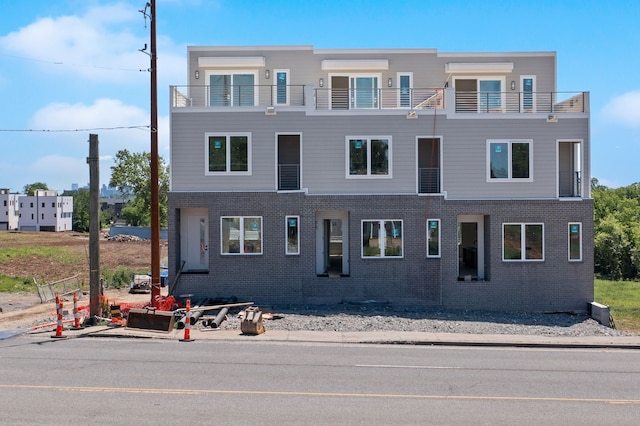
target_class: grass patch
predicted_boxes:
[595,278,640,332]
[0,274,38,294]
[0,245,81,265]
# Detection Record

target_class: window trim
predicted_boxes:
[502,223,545,262]
[220,216,263,256]
[568,222,582,262]
[205,70,259,106]
[397,72,413,108]
[273,69,290,106]
[426,219,441,258]
[345,136,392,179]
[204,132,252,176]
[361,219,404,259]
[285,215,300,255]
[486,139,533,182]
[520,75,536,112]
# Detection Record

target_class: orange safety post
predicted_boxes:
[180,299,193,342]
[51,294,66,339]
[72,291,82,330]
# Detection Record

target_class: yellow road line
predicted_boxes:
[0,384,638,404]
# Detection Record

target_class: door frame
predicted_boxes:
[315,211,349,276]
[457,214,485,280]
[180,207,209,272]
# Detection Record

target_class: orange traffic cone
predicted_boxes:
[71,291,83,330]
[180,299,193,342]
[51,294,66,339]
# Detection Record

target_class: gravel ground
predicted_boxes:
[196,303,631,337]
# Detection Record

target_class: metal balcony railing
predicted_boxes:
[455,91,586,113]
[419,167,440,194]
[314,88,444,110]
[559,171,582,197]
[171,85,306,108]
[278,164,300,191]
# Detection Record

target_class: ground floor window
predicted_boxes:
[362,220,403,258]
[221,216,262,255]
[503,223,544,261]
[427,219,441,257]
[569,222,582,261]
[286,215,299,255]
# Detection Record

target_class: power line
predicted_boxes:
[0,125,152,133]
[0,53,149,73]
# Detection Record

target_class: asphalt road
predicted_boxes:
[0,335,639,425]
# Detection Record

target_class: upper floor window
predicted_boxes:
[346,137,391,178]
[398,73,412,108]
[362,220,403,258]
[205,133,251,175]
[208,71,257,107]
[329,75,380,110]
[274,69,290,105]
[487,139,532,181]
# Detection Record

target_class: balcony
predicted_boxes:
[559,171,582,197]
[455,91,586,113]
[314,88,444,110]
[171,84,307,108]
[171,85,587,115]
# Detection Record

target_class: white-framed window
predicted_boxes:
[207,70,258,107]
[205,133,251,175]
[220,216,262,255]
[273,69,290,105]
[520,75,536,112]
[346,136,391,178]
[362,220,403,258]
[427,219,441,258]
[487,139,532,181]
[397,72,413,108]
[568,222,582,262]
[285,215,300,255]
[502,223,544,261]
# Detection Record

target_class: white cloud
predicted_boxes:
[601,91,640,128]
[0,3,184,84]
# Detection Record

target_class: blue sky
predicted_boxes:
[1,0,639,192]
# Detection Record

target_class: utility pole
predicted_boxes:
[88,134,100,323]
[142,2,161,302]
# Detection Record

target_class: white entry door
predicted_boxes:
[180,208,209,272]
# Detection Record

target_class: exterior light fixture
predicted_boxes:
[265,69,270,79]
[388,77,393,87]
[511,80,516,90]
[195,70,199,79]
[319,78,324,88]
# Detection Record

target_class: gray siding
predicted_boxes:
[172,110,588,199]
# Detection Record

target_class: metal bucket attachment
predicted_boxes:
[126,308,175,332]
[240,307,265,335]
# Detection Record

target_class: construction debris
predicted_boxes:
[240,306,265,335]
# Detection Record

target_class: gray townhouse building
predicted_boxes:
[168,45,592,312]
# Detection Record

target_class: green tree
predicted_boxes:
[109,149,169,227]
[71,189,90,232]
[23,182,48,195]
[593,180,640,280]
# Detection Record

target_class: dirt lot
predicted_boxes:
[0,230,167,285]
[0,231,168,329]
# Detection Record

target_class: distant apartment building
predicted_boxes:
[18,190,73,232]
[0,189,21,231]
